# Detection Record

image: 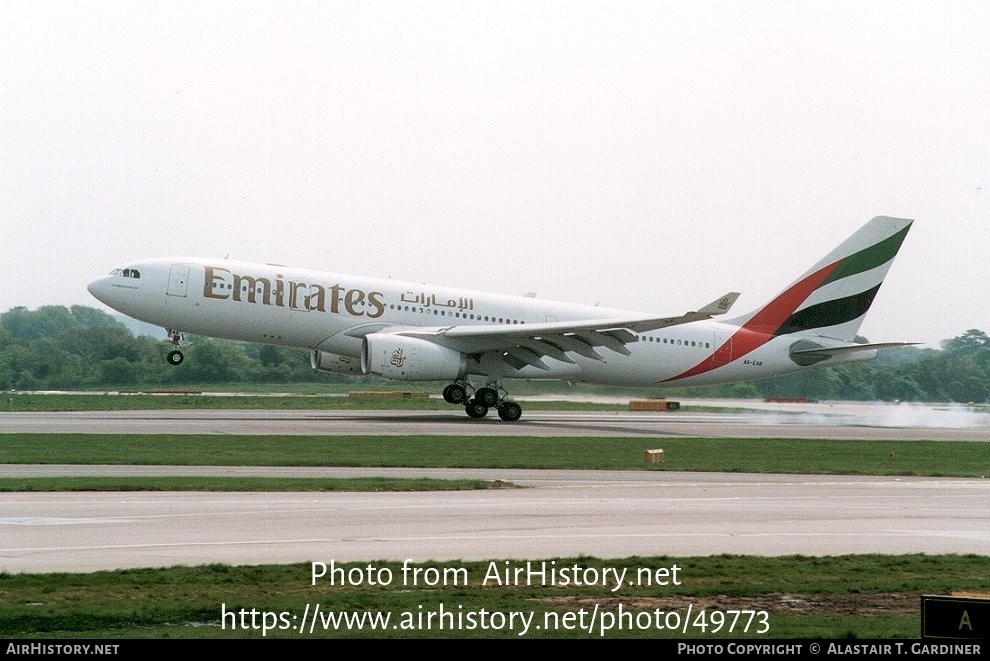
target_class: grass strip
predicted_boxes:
[0,554,986,638]
[0,393,626,412]
[2,434,987,477]
[0,477,504,492]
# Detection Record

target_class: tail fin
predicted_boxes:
[728,216,913,342]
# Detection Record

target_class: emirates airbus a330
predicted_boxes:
[88,216,914,421]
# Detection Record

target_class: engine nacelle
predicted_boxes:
[361,334,467,381]
[310,350,363,375]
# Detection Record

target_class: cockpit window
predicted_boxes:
[121,269,141,279]
[109,268,121,276]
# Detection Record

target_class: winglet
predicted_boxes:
[697,292,740,316]
[623,292,743,333]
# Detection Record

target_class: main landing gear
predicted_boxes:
[442,380,523,421]
[165,329,184,365]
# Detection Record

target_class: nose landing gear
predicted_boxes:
[165,329,184,365]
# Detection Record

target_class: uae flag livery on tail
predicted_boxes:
[666,216,913,382]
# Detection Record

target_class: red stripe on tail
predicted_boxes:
[663,260,842,382]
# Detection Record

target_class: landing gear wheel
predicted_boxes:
[165,329,184,366]
[497,402,522,422]
[475,387,499,407]
[442,383,468,404]
[465,402,489,419]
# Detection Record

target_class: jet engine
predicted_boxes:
[361,334,467,381]
[310,351,363,375]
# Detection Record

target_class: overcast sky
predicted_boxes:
[1,1,987,347]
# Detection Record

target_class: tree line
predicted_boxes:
[1,305,988,403]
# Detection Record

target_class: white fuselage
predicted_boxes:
[87,257,859,388]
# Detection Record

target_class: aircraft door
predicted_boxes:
[167,264,191,297]
[712,328,733,365]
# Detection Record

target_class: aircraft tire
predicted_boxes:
[166,350,184,366]
[465,402,488,419]
[475,387,499,407]
[497,402,522,422]
[442,384,467,404]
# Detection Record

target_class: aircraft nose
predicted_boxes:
[87,277,111,304]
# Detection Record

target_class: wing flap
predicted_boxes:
[517,339,577,364]
[573,330,632,356]
[504,346,551,371]
[551,334,604,361]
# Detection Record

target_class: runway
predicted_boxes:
[2,402,988,440]
[1,405,987,573]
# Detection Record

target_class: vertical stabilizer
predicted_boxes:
[729,215,913,342]
[664,216,913,383]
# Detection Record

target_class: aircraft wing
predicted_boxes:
[390,292,741,371]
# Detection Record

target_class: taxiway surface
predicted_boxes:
[1,406,987,573]
[2,470,987,573]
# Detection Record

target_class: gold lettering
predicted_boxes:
[233,275,271,304]
[959,610,973,631]
[344,288,366,316]
[366,291,385,319]
[206,267,386,320]
[203,266,230,300]
[305,284,326,312]
[289,281,308,310]
[328,284,344,314]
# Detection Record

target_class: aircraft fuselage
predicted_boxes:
[87,216,912,420]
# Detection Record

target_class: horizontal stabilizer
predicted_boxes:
[790,341,919,357]
[789,340,919,366]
